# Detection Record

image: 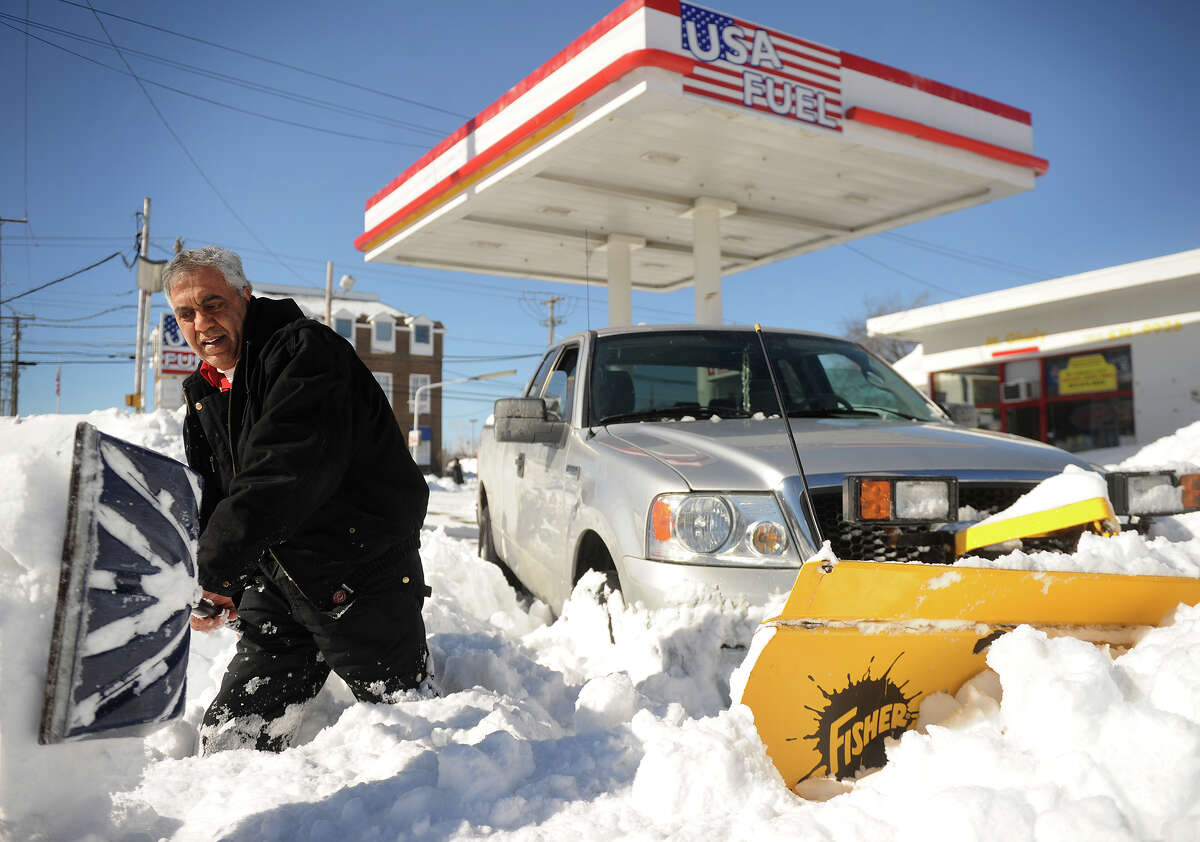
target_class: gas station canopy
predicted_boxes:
[356,0,1047,325]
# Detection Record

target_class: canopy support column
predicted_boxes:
[683,197,737,325]
[599,234,644,327]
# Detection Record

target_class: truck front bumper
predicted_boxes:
[620,554,802,610]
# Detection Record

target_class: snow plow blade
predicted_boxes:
[737,558,1200,788]
[40,423,202,744]
[953,495,1118,556]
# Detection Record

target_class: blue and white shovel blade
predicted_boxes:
[40,422,202,743]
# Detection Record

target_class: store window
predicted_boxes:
[931,345,1134,452]
[1001,358,1041,402]
[1044,347,1134,451]
[932,365,1000,430]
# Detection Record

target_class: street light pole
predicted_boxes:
[411,369,516,465]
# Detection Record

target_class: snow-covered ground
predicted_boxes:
[3,410,1200,841]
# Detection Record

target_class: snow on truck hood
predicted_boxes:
[605,417,1093,491]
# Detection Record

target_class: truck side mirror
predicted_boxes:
[492,398,567,445]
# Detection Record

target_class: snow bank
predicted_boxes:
[4,411,1200,841]
[0,409,190,840]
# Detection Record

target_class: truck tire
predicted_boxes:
[478,500,501,563]
[576,534,622,597]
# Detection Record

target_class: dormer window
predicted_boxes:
[335,317,354,340]
[370,314,396,353]
[410,315,434,356]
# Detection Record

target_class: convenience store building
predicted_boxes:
[868,248,1200,453]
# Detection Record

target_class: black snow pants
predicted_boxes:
[200,547,431,753]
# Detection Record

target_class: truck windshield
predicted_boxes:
[589,330,941,425]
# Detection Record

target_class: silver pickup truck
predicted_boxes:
[476,325,1097,610]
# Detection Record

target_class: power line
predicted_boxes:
[842,243,959,296]
[879,232,1048,279]
[0,251,126,305]
[447,337,546,348]
[439,392,519,404]
[20,358,132,365]
[23,323,134,330]
[24,305,136,323]
[52,0,469,120]
[0,11,453,138]
[0,19,430,147]
[443,353,543,362]
[23,349,133,356]
[81,1,307,285]
[22,0,31,225]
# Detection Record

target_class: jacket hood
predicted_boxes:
[182,296,307,391]
[606,417,1097,491]
[242,296,306,352]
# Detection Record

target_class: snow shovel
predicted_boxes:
[39,422,202,744]
[735,557,1200,788]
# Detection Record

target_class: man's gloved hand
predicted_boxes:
[190,590,239,632]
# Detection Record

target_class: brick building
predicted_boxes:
[254,282,445,473]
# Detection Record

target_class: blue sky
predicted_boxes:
[1,0,1196,450]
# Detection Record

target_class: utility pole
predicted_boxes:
[131,198,151,412]
[0,217,29,417]
[8,315,21,416]
[324,261,334,326]
[540,295,565,345]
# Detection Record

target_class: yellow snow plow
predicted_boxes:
[737,472,1200,789]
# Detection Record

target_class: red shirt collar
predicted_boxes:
[199,362,233,392]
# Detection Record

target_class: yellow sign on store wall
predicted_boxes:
[1059,354,1118,395]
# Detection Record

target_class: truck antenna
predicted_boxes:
[754,324,824,547]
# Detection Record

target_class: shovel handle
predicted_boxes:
[191,598,223,619]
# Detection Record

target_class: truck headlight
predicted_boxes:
[647,493,797,566]
[1108,471,1200,516]
[843,475,959,523]
[674,496,732,552]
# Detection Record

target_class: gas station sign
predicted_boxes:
[680,2,841,130]
[158,313,199,376]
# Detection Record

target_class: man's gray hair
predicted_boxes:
[162,246,252,301]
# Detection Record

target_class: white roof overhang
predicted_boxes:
[868,248,1200,340]
[357,0,1047,293]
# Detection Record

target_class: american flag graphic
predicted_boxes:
[159,312,199,376]
[162,313,185,347]
[679,2,842,131]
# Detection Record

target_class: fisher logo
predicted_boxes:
[801,655,917,780]
[679,2,842,131]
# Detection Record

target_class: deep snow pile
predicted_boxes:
[2,412,1200,841]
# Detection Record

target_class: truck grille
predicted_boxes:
[808,483,1064,563]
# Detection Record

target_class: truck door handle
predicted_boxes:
[565,464,580,479]
[515,452,525,478]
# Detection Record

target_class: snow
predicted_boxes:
[971,464,1110,524]
[3,412,1200,840]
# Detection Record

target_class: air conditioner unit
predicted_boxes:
[1002,379,1036,402]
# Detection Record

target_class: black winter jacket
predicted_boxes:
[181,296,428,601]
